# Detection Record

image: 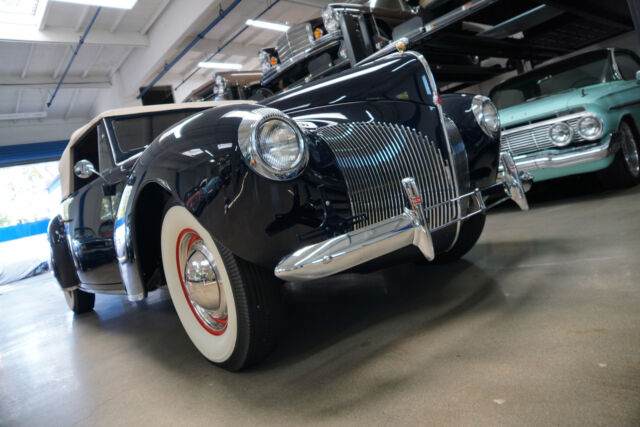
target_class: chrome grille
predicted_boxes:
[276,22,313,64]
[501,116,586,156]
[317,122,458,230]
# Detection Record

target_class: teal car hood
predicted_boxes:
[499,81,630,128]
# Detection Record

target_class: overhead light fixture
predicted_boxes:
[0,112,47,121]
[198,62,243,70]
[246,19,289,32]
[51,0,138,9]
[230,72,262,77]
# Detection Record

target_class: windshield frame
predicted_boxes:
[490,50,615,109]
[103,107,208,164]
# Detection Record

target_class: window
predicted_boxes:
[615,53,640,80]
[97,122,114,173]
[110,110,200,162]
[491,51,612,109]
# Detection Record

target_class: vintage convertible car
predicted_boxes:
[48,51,531,370]
[491,48,640,186]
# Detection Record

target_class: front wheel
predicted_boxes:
[160,204,283,371]
[421,213,486,264]
[599,121,640,188]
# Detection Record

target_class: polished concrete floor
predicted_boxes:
[1,179,639,426]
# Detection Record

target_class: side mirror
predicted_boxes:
[73,159,98,179]
[636,70,640,82]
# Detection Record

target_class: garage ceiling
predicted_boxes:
[0,0,332,150]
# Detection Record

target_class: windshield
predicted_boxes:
[109,109,204,162]
[491,51,613,109]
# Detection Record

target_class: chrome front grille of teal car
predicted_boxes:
[317,122,459,231]
[501,113,589,156]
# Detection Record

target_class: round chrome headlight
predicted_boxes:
[577,115,604,140]
[236,108,308,181]
[548,122,573,147]
[471,95,500,137]
[258,49,274,73]
[322,6,340,33]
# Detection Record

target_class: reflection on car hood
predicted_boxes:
[499,81,625,128]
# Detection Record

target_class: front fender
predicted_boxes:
[47,215,80,290]
[114,103,325,298]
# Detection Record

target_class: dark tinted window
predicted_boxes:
[615,53,640,80]
[110,110,201,162]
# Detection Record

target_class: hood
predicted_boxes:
[499,81,628,128]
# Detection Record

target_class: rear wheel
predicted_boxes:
[599,121,640,188]
[160,204,283,371]
[64,288,95,313]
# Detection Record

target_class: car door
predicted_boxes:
[66,121,123,286]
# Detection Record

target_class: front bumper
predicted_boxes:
[275,153,531,282]
[510,131,622,173]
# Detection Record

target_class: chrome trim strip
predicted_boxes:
[502,112,594,136]
[510,132,621,172]
[403,50,464,246]
[78,282,126,295]
[275,153,529,282]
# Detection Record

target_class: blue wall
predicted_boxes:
[0,219,50,243]
[0,140,68,167]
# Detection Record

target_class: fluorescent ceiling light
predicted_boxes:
[230,72,262,76]
[198,61,243,70]
[246,19,289,32]
[51,0,138,9]
[0,112,47,121]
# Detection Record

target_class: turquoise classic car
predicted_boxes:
[490,48,640,186]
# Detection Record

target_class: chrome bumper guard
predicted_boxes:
[275,153,531,282]
[509,132,621,173]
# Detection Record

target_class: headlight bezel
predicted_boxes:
[471,95,501,138]
[237,108,308,181]
[577,114,604,141]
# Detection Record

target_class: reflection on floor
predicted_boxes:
[1,180,639,425]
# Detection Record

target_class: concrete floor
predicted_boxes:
[1,179,639,426]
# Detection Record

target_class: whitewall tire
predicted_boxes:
[160,204,283,371]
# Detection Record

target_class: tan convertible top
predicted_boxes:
[59,101,254,199]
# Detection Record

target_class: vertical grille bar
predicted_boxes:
[317,122,458,230]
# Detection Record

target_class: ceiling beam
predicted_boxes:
[0,76,112,90]
[282,0,331,7]
[21,44,35,79]
[0,24,148,46]
[75,6,92,32]
[82,45,104,78]
[109,46,135,78]
[39,1,51,31]
[140,0,171,35]
[52,46,73,79]
[110,10,127,33]
[64,89,80,120]
[15,89,23,113]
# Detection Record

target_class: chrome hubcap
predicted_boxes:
[178,232,228,334]
[621,122,639,177]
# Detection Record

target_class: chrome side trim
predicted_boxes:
[511,132,621,172]
[78,282,126,295]
[275,153,529,282]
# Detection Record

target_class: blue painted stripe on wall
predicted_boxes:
[0,219,51,243]
[0,140,68,167]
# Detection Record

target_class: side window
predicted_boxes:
[615,53,640,80]
[97,122,114,173]
[72,126,100,191]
